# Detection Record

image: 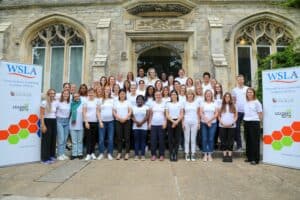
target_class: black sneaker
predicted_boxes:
[222,155,227,162]
[78,155,83,160]
[228,156,233,162]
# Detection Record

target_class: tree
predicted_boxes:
[282,0,300,8]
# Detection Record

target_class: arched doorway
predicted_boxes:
[137,46,182,77]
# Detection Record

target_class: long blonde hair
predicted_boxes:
[46,89,56,113]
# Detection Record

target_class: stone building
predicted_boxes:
[0,0,299,92]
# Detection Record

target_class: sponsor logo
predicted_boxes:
[274,109,292,118]
[272,97,294,104]
[10,91,32,97]
[266,70,298,83]
[6,63,37,78]
[12,104,29,112]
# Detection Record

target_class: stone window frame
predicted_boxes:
[19,14,93,92]
[235,19,293,87]
[31,23,85,91]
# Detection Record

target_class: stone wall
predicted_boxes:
[0,0,299,90]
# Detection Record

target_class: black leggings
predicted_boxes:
[84,122,98,154]
[219,127,235,151]
[41,118,57,161]
[244,121,261,162]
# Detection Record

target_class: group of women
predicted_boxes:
[40,68,263,165]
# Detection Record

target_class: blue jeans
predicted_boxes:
[56,117,70,156]
[99,121,114,154]
[70,130,83,156]
[133,129,147,156]
[201,122,217,153]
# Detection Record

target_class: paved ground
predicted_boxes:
[0,156,299,200]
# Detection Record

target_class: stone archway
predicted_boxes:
[137,46,182,77]
[134,41,185,77]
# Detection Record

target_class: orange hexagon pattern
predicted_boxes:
[0,114,39,145]
[264,121,300,151]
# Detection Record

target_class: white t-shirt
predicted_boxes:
[232,86,248,112]
[56,101,71,118]
[214,94,222,110]
[146,78,158,86]
[202,83,213,94]
[83,99,99,122]
[41,100,58,119]
[243,100,262,121]
[195,96,204,108]
[162,97,170,104]
[201,102,217,123]
[127,93,137,107]
[99,98,114,122]
[162,81,168,87]
[187,86,195,92]
[166,102,182,119]
[179,95,186,106]
[136,76,146,84]
[80,96,88,103]
[69,104,83,130]
[132,105,149,130]
[114,100,131,119]
[136,89,146,96]
[150,101,166,126]
[145,97,154,108]
[183,101,199,124]
[175,77,187,85]
[219,105,236,128]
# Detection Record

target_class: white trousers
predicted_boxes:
[184,123,198,154]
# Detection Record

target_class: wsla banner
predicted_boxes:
[263,67,300,169]
[0,61,42,166]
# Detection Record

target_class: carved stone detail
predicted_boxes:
[92,54,108,67]
[135,18,184,31]
[135,41,184,54]
[211,54,228,67]
[127,3,193,17]
[97,18,111,29]
[208,17,223,28]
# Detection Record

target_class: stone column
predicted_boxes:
[92,18,111,81]
[208,17,229,91]
[0,22,11,60]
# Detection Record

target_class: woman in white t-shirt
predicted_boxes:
[40,89,58,164]
[112,83,120,101]
[127,84,138,107]
[244,88,263,165]
[166,90,183,161]
[56,90,71,161]
[218,92,237,162]
[83,88,99,161]
[149,91,167,161]
[162,86,170,104]
[97,86,115,160]
[137,79,146,96]
[200,90,218,162]
[69,92,84,160]
[113,89,132,160]
[183,90,200,161]
[132,95,149,161]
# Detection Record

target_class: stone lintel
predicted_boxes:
[97,18,111,29]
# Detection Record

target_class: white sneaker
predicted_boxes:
[107,154,113,160]
[85,154,91,161]
[134,156,139,161]
[185,154,190,161]
[203,154,208,162]
[91,153,96,160]
[62,154,69,160]
[191,154,196,161]
[57,155,65,161]
[97,154,104,160]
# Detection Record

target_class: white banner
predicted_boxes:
[262,67,300,169]
[0,61,42,166]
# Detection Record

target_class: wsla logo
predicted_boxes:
[7,63,37,78]
[267,70,298,83]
